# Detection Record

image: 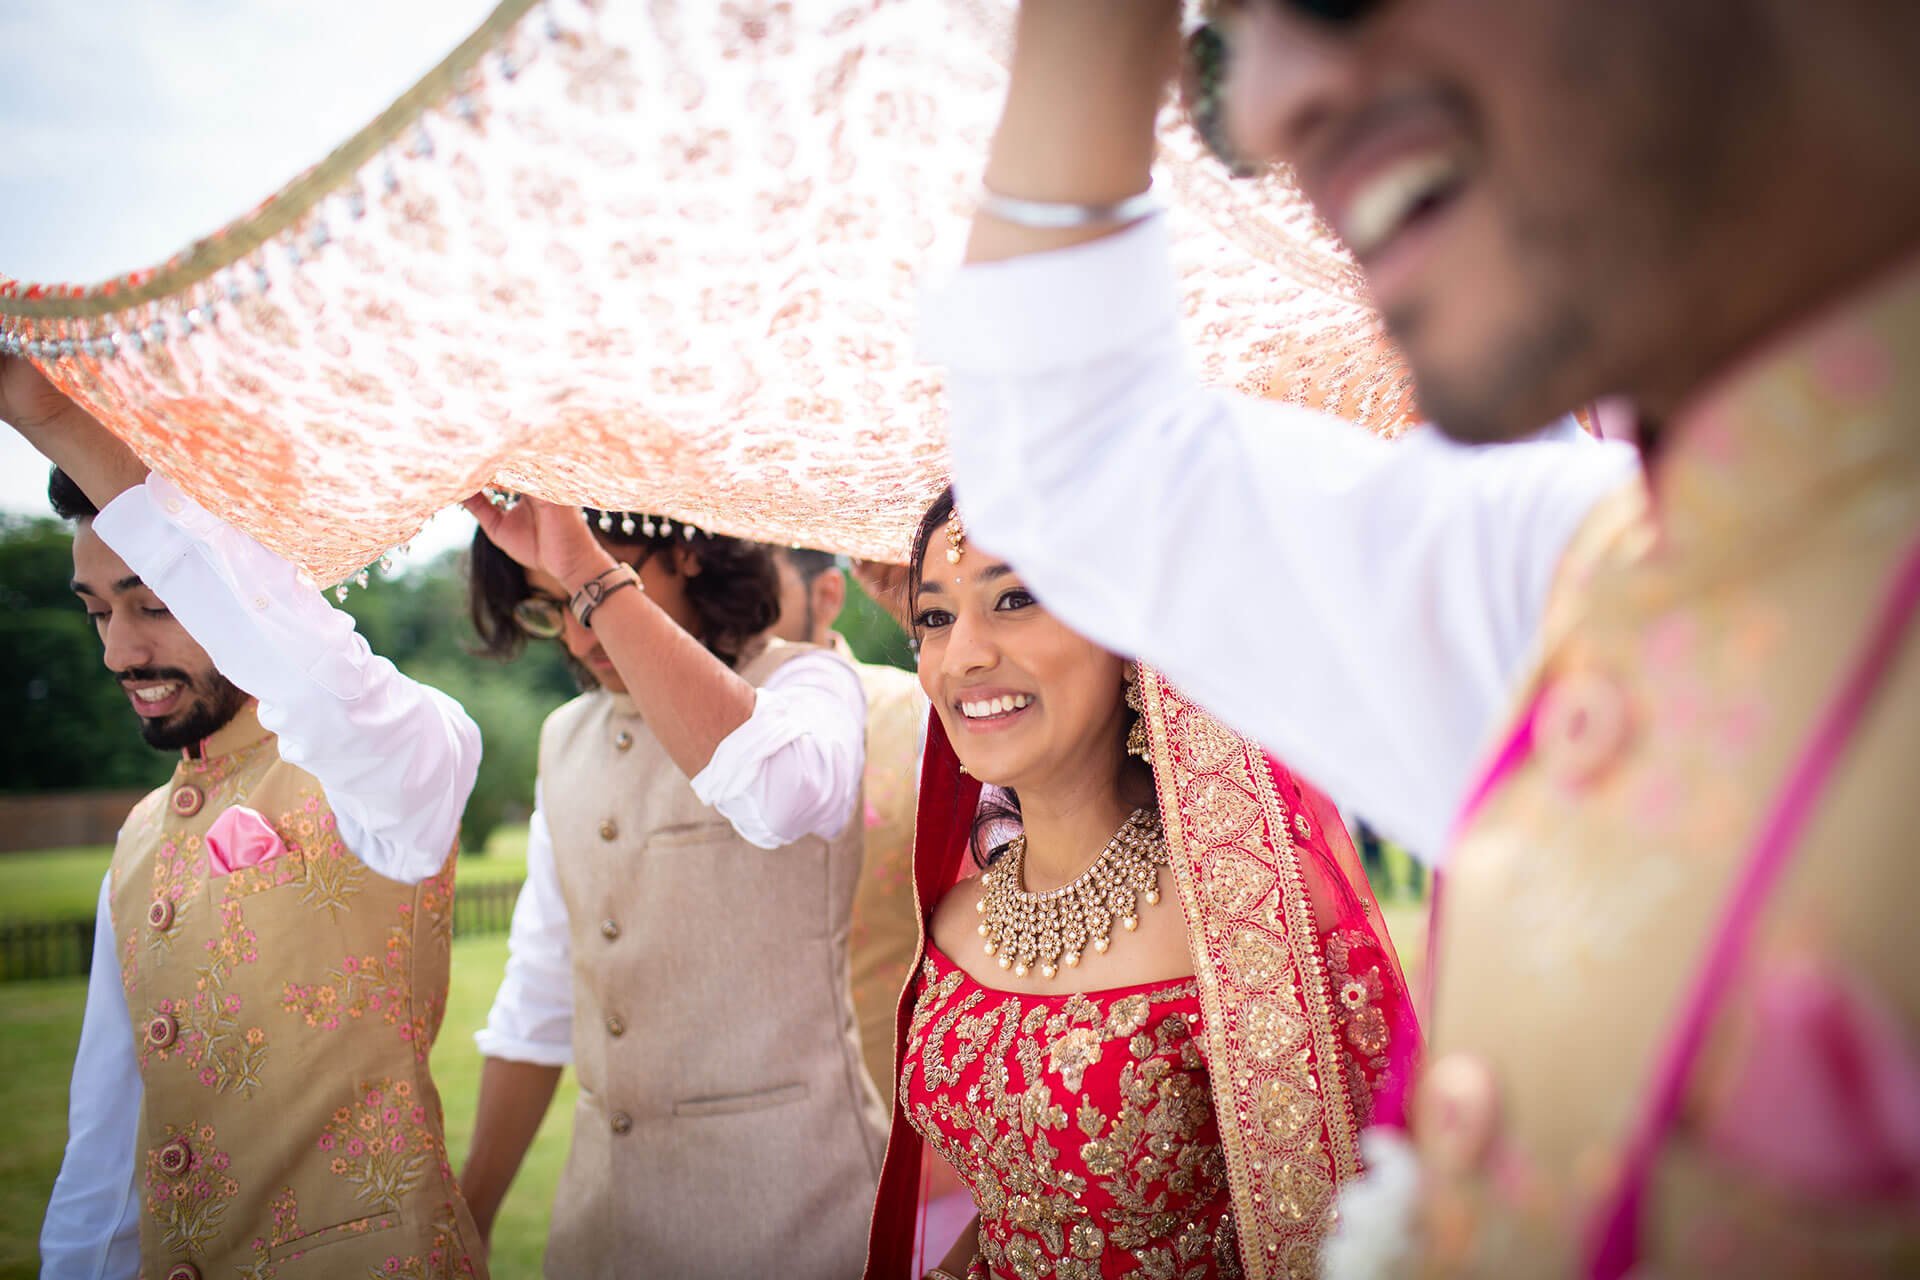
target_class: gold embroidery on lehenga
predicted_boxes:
[902,954,1237,1278]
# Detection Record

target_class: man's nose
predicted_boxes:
[101,614,154,675]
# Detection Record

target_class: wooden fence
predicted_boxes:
[0,878,526,984]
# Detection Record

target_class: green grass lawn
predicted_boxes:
[0,931,574,1280]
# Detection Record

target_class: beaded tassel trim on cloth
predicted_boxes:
[0,0,1417,587]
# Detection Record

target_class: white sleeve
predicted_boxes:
[925,215,1639,861]
[39,875,141,1280]
[474,791,575,1066]
[91,476,482,884]
[689,650,868,850]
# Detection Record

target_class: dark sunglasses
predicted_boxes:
[1185,0,1392,175]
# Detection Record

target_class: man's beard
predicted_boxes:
[117,665,251,751]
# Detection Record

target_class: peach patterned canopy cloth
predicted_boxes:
[0,0,1415,585]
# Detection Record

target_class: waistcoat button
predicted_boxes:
[599,819,618,841]
[1536,670,1632,785]
[166,1264,201,1280]
[146,1013,178,1049]
[147,898,175,931]
[610,1111,633,1135]
[156,1137,192,1176]
[614,730,633,752]
[605,1014,626,1037]
[169,784,204,818]
[600,919,621,941]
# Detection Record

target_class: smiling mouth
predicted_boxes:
[1335,149,1466,261]
[958,693,1034,721]
[123,682,185,716]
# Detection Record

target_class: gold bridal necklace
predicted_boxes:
[976,807,1168,980]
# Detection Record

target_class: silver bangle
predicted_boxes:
[975,182,1161,230]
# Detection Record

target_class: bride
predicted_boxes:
[864,489,1421,1280]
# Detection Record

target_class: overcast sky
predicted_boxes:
[0,0,497,562]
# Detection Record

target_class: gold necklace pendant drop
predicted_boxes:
[975,808,1167,979]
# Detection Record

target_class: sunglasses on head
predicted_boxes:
[513,594,568,639]
[1187,0,1391,175]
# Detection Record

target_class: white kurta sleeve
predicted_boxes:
[90,476,482,883]
[689,649,869,850]
[924,215,1639,861]
[473,792,576,1066]
[39,874,142,1280]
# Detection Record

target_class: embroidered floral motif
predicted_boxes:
[904,949,1237,1278]
[1323,928,1394,1130]
[137,894,271,1098]
[276,795,363,915]
[367,1202,478,1279]
[282,896,440,1061]
[145,1121,240,1257]
[318,1078,435,1212]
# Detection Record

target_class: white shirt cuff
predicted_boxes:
[689,651,866,849]
[919,215,1180,376]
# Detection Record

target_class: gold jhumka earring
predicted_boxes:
[1123,663,1150,759]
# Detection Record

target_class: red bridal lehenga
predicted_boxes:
[868,667,1421,1280]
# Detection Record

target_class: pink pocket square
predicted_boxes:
[1707,963,1920,1201]
[205,806,287,876]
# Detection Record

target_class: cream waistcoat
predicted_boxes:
[539,640,887,1280]
[841,650,925,1110]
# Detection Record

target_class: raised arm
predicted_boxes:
[462,496,866,852]
[929,220,1639,859]
[964,0,1180,265]
[1,356,480,883]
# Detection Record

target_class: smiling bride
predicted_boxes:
[864,489,1420,1280]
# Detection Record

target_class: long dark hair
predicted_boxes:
[909,488,1154,868]
[468,507,779,674]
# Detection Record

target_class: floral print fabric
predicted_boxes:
[0,0,1412,583]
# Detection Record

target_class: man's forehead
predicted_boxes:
[70,519,141,593]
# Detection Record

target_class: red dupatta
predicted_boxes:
[864,667,1420,1279]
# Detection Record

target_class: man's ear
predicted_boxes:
[672,544,703,579]
[813,567,847,628]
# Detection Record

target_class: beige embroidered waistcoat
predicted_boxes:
[539,640,888,1280]
[107,702,483,1280]
[1416,264,1920,1277]
[841,648,925,1108]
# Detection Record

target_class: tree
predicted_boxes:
[0,517,168,793]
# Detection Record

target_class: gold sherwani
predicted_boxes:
[538,640,888,1279]
[108,703,481,1280]
[1420,265,1920,1276]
